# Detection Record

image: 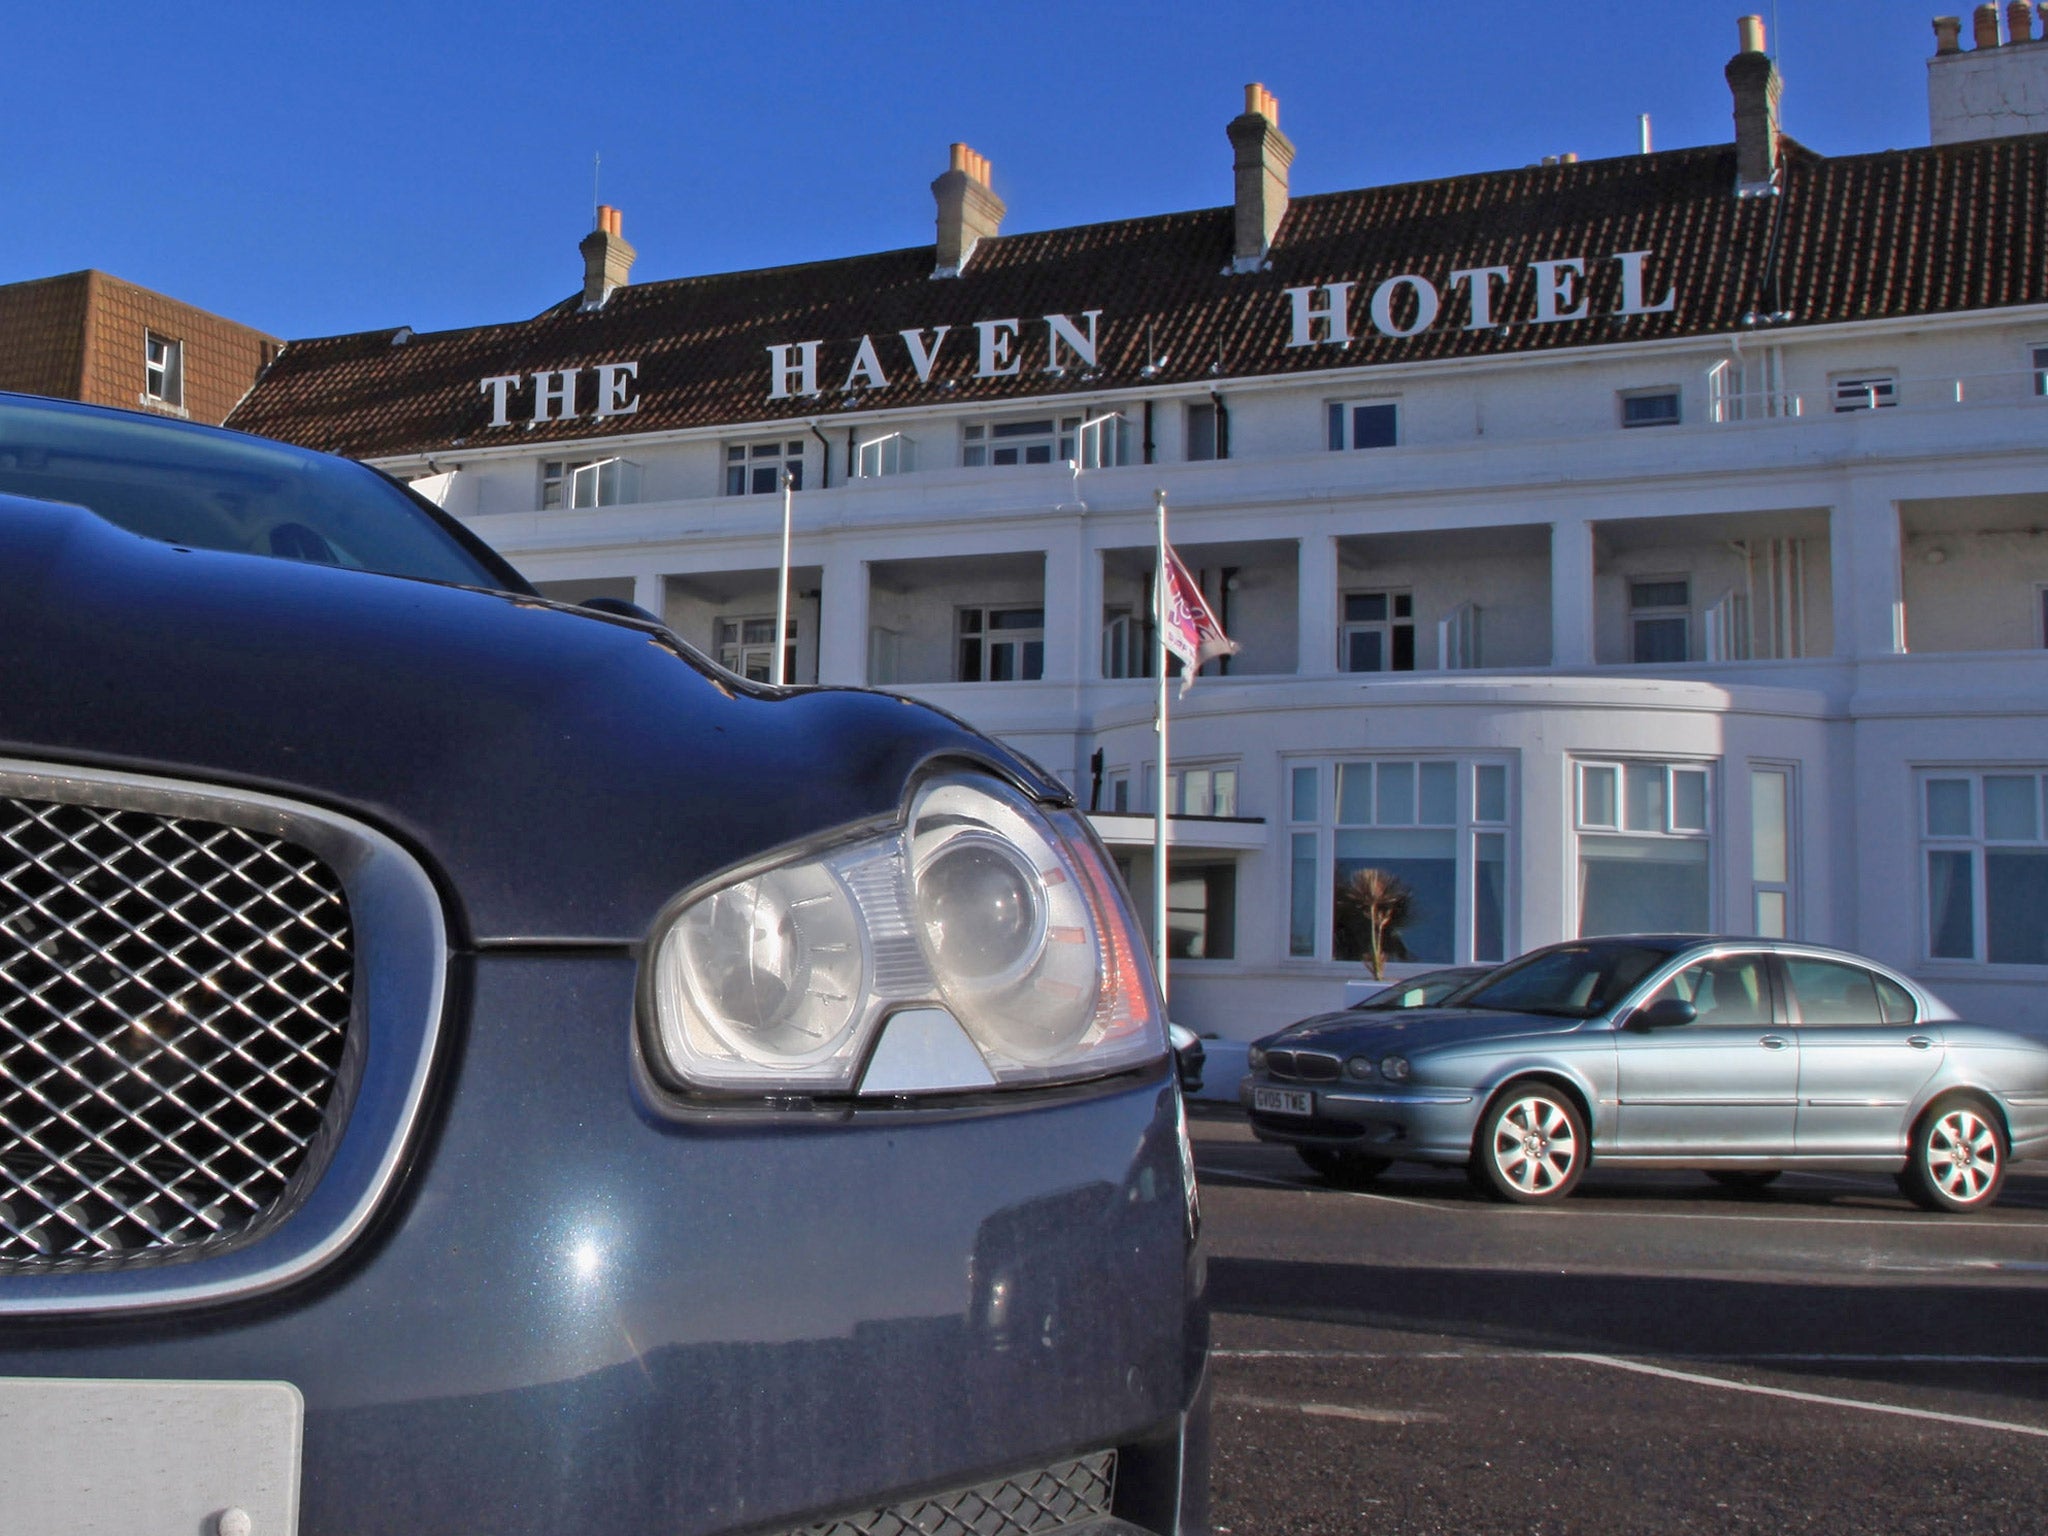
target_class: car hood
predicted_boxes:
[0,497,1063,943]
[1261,1007,1592,1057]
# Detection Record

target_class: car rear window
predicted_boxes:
[0,398,511,589]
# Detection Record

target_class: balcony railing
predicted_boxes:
[1708,367,2048,424]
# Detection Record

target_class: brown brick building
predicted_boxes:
[0,270,277,426]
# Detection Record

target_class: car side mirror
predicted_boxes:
[1630,997,1697,1030]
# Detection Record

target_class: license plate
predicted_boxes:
[1254,1086,1313,1116]
[0,1377,303,1536]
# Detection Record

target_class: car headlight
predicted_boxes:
[1247,1046,1267,1073]
[1380,1054,1412,1082]
[1344,1055,1375,1081]
[646,771,1165,1096]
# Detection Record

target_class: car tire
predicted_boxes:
[1470,1083,1588,1204]
[1297,1147,1391,1187]
[1706,1170,1781,1193]
[1900,1094,2008,1213]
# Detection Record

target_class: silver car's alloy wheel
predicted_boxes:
[1472,1087,1588,1204]
[1925,1106,2001,1204]
[1492,1095,1576,1194]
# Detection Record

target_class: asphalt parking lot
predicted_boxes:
[1193,1107,2048,1535]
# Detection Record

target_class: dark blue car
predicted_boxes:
[0,394,1206,1535]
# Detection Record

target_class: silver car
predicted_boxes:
[1242,936,2048,1211]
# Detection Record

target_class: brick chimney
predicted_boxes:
[931,145,1003,278]
[1226,83,1294,273]
[579,205,635,312]
[1724,15,1784,195]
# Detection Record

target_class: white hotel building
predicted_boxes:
[230,14,2048,1040]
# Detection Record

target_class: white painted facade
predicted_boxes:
[372,300,2048,1045]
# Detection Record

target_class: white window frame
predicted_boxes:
[1628,574,1691,664]
[1619,386,1681,428]
[1919,768,2048,968]
[855,432,916,478]
[956,605,1045,682]
[1161,763,1240,818]
[714,614,797,684]
[725,439,805,496]
[143,332,183,407]
[1749,763,1797,938]
[2031,344,2048,398]
[1340,588,1416,673]
[1185,401,1219,461]
[541,456,642,510]
[962,413,1131,470]
[1285,756,1515,967]
[1831,371,1898,412]
[1573,758,1715,937]
[1326,398,1399,451]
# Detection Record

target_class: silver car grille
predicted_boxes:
[1265,1049,1341,1083]
[785,1451,1116,1536]
[0,793,355,1269]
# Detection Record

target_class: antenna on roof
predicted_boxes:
[592,151,602,224]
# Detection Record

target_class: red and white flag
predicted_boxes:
[1160,544,1239,696]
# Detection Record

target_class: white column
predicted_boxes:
[1039,527,1085,683]
[1296,533,1339,676]
[1829,486,1905,656]
[1549,518,1596,667]
[633,572,666,620]
[817,547,869,685]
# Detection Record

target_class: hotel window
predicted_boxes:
[1185,402,1220,461]
[1620,388,1680,428]
[1751,765,1795,937]
[715,615,797,684]
[1286,758,1512,966]
[855,432,915,478]
[1831,373,1898,412]
[1575,760,1712,937]
[2033,346,2048,398]
[725,440,804,495]
[1341,589,1415,672]
[957,606,1044,681]
[963,413,1129,469]
[143,333,183,406]
[1327,399,1398,451]
[1165,765,1239,817]
[1923,771,2048,965]
[1629,577,1690,663]
[540,456,641,510]
[1168,863,1237,960]
[1106,772,1131,813]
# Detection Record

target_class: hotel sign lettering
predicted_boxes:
[474,249,1674,420]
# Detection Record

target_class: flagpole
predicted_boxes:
[774,469,793,685]
[1153,487,1170,1004]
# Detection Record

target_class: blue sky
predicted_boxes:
[5,2,1946,341]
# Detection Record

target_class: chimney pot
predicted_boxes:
[932,142,1003,276]
[1725,18,1784,194]
[1975,2,2003,46]
[2009,0,2035,42]
[1934,14,1965,51]
[1226,81,1295,272]
[578,206,635,310]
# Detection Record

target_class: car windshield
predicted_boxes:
[1452,940,1680,1018]
[1352,968,1487,1010]
[0,397,513,589]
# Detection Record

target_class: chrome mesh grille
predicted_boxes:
[0,796,354,1269]
[787,1452,1116,1536]
[1267,1049,1341,1082]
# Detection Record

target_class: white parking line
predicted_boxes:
[1562,1352,2048,1439]
[1197,1166,2035,1228]
[1213,1349,2048,1365]
[1221,1393,1444,1424]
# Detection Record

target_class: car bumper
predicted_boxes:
[1240,1075,1479,1163]
[0,954,1207,1535]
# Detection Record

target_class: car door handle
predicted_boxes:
[1758,1035,1792,1051]
[1907,1035,1935,1050]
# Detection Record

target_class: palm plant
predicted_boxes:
[1335,867,1413,981]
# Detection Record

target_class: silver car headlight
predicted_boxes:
[646,771,1165,1096]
